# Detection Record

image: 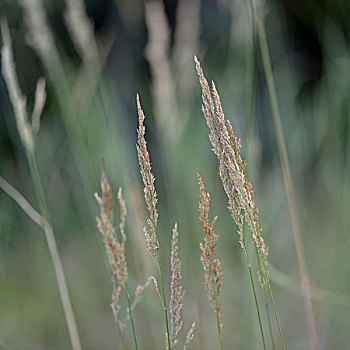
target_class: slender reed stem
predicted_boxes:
[245,0,256,151]
[124,283,138,350]
[116,319,126,350]
[252,3,318,349]
[263,288,275,350]
[241,240,266,350]
[259,249,285,350]
[214,295,224,350]
[244,2,258,347]
[254,245,275,349]
[157,252,172,350]
[27,151,82,350]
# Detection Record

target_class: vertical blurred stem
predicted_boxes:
[124,283,139,350]
[156,251,172,350]
[27,150,82,350]
[116,318,126,350]
[263,288,275,350]
[242,239,266,350]
[244,2,277,347]
[243,2,258,348]
[215,296,224,350]
[252,2,318,349]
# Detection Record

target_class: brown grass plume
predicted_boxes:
[195,56,268,284]
[197,173,223,348]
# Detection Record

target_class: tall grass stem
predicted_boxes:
[252,3,318,349]
[157,255,172,350]
[242,240,266,350]
[27,151,82,350]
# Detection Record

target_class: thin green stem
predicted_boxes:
[259,250,286,350]
[254,246,275,350]
[116,317,126,350]
[244,2,258,348]
[224,101,285,348]
[214,295,224,350]
[241,240,266,350]
[263,287,275,350]
[157,252,172,350]
[124,283,138,350]
[27,151,81,350]
[245,0,256,149]
[252,2,318,349]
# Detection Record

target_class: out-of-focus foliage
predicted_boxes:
[0,0,349,349]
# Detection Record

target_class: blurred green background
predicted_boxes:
[0,0,350,349]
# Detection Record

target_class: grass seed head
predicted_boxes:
[197,173,223,338]
[170,223,185,348]
[195,57,269,285]
[95,164,128,325]
[136,94,159,263]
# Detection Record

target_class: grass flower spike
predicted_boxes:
[136,94,172,349]
[136,94,159,263]
[194,56,268,280]
[197,173,224,349]
[136,95,195,350]
[195,56,285,349]
[170,223,185,348]
[95,163,139,349]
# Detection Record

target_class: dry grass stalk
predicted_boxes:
[136,94,172,349]
[197,173,224,347]
[252,2,317,349]
[95,164,128,335]
[136,95,195,349]
[31,78,46,133]
[2,21,82,350]
[1,21,34,152]
[20,0,56,67]
[183,322,196,349]
[128,276,159,316]
[194,56,268,284]
[170,223,185,348]
[136,94,159,263]
[144,0,180,140]
[1,21,46,148]
[64,0,99,71]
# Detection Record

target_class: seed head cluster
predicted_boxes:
[136,95,159,263]
[170,223,185,348]
[95,164,128,325]
[195,56,268,284]
[197,173,223,339]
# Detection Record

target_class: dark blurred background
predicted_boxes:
[0,0,350,349]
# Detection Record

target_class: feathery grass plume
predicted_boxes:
[183,322,196,350]
[128,276,160,317]
[170,223,185,348]
[195,56,269,349]
[197,173,224,349]
[1,20,82,350]
[95,164,140,349]
[194,56,268,283]
[136,94,160,262]
[95,165,127,329]
[136,94,173,350]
